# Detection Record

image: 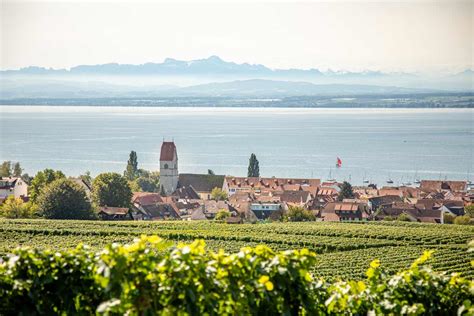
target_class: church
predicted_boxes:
[159,141,179,195]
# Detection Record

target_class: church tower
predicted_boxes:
[159,141,178,195]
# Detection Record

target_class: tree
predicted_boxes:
[215,209,231,221]
[92,172,132,208]
[208,169,215,175]
[211,187,228,201]
[453,215,472,225]
[124,151,139,180]
[464,205,474,218]
[397,213,412,222]
[29,169,66,203]
[12,162,22,177]
[443,213,455,224]
[247,153,260,177]
[80,171,93,185]
[338,181,354,201]
[21,173,33,185]
[38,178,92,219]
[0,196,36,218]
[0,161,12,177]
[285,205,316,222]
[131,170,160,192]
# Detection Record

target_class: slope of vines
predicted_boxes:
[0,219,472,279]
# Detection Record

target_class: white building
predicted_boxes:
[0,177,28,200]
[159,141,179,195]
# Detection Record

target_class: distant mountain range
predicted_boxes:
[2,55,395,77]
[1,56,472,98]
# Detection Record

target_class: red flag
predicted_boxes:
[336,157,342,168]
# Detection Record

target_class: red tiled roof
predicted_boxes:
[160,142,177,161]
[334,203,358,212]
[99,206,129,216]
[132,192,163,206]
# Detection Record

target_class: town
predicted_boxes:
[1,140,473,225]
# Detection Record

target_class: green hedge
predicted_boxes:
[0,236,472,315]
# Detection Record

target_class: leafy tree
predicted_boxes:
[453,215,472,225]
[464,204,474,218]
[211,187,228,201]
[397,213,412,222]
[208,169,215,175]
[131,170,160,192]
[247,153,260,177]
[338,181,354,201]
[124,151,139,180]
[12,162,22,177]
[92,173,132,208]
[215,209,231,221]
[285,205,315,222]
[443,213,455,224]
[0,196,36,218]
[29,169,66,202]
[134,177,158,192]
[38,178,92,219]
[21,173,32,185]
[80,171,93,185]
[0,161,12,177]
[128,180,141,192]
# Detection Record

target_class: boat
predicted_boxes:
[336,157,342,168]
[387,179,394,184]
[327,167,336,182]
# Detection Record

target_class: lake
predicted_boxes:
[1,106,473,185]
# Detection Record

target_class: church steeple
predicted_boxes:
[159,141,178,195]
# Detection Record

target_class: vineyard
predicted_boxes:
[1,219,473,279]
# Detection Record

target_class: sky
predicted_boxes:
[1,0,473,73]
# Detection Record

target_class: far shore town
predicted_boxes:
[1,141,473,224]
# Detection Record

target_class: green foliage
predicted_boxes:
[443,212,455,224]
[211,187,228,201]
[247,153,260,177]
[454,215,472,225]
[12,162,22,177]
[92,173,132,208]
[0,196,37,218]
[132,170,160,192]
[208,169,215,175]
[124,151,139,180]
[215,209,231,221]
[0,161,12,177]
[464,204,474,218]
[397,213,412,222]
[338,181,354,201]
[79,170,93,185]
[0,237,472,315]
[29,169,66,203]
[285,205,316,222]
[38,178,93,219]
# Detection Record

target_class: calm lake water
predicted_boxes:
[1,106,473,185]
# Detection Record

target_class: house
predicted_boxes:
[368,195,403,212]
[98,206,133,220]
[420,180,467,193]
[320,202,369,222]
[200,200,236,219]
[250,199,282,220]
[223,176,320,196]
[277,190,312,208]
[178,173,225,200]
[173,185,200,200]
[374,207,442,224]
[131,192,180,220]
[0,177,28,200]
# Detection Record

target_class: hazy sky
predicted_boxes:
[1,0,472,72]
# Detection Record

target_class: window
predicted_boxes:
[164,163,168,169]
